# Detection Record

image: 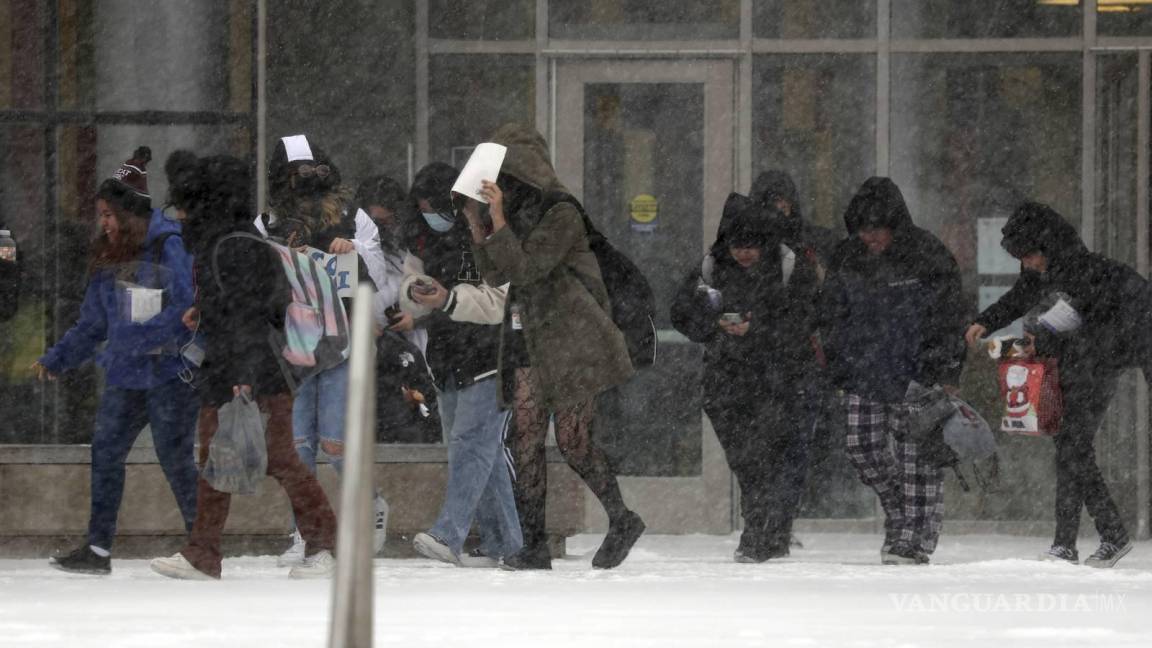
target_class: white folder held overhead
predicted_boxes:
[451,143,507,203]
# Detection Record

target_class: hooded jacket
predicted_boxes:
[39,208,194,390]
[751,170,841,267]
[472,123,634,411]
[671,199,820,405]
[974,202,1152,387]
[821,177,967,402]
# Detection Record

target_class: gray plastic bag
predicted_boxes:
[941,396,997,463]
[202,393,267,495]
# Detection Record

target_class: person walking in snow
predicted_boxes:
[255,135,391,565]
[672,193,819,563]
[405,162,524,568]
[38,148,200,575]
[965,202,1151,568]
[149,153,338,580]
[820,177,967,565]
[469,124,644,570]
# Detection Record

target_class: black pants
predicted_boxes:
[1053,374,1128,548]
[705,394,811,551]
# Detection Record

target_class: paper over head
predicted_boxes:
[282,135,314,162]
[451,143,507,203]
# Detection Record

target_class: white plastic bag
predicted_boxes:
[202,394,267,495]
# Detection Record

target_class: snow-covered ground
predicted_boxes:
[1,532,1149,648]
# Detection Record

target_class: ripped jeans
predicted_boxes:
[292,360,349,475]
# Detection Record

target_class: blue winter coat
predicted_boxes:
[39,209,194,390]
[820,178,968,403]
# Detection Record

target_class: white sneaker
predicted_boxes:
[150,553,216,580]
[458,548,499,568]
[289,550,335,579]
[277,530,306,568]
[373,494,390,555]
[413,532,458,565]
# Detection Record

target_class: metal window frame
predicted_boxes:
[0,1,261,443]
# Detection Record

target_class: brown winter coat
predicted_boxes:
[474,123,634,411]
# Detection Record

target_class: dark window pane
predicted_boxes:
[890,53,1081,261]
[752,55,876,234]
[0,125,47,443]
[1,0,46,110]
[267,1,416,183]
[754,0,876,39]
[1098,3,1152,36]
[428,55,534,165]
[891,0,1080,38]
[550,0,739,40]
[59,0,247,112]
[582,82,706,477]
[429,0,535,40]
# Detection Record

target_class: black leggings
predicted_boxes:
[1053,375,1127,548]
[509,368,629,549]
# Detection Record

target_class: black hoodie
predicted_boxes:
[671,196,820,404]
[975,202,1152,386]
[821,177,967,402]
[750,170,841,265]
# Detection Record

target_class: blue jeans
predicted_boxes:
[430,378,522,559]
[89,377,200,550]
[292,361,349,475]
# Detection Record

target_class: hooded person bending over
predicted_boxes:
[965,202,1151,568]
[464,123,644,570]
[820,177,967,566]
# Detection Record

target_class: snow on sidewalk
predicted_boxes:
[0,532,1149,648]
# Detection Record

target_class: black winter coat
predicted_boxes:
[414,221,502,390]
[974,206,1152,392]
[196,227,291,407]
[820,178,967,402]
[671,234,820,407]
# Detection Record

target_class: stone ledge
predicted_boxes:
[0,444,570,464]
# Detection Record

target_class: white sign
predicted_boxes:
[451,142,507,203]
[977,217,1019,275]
[307,249,359,298]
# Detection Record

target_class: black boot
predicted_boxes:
[49,544,111,575]
[501,542,553,571]
[592,511,645,569]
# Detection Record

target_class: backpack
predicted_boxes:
[212,232,350,388]
[539,192,658,369]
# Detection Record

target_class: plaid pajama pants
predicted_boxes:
[844,394,945,554]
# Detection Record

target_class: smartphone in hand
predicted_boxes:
[720,312,745,325]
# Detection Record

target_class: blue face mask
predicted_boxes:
[421,211,455,233]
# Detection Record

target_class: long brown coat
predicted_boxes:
[473,124,634,411]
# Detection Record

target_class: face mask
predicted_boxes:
[422,211,455,233]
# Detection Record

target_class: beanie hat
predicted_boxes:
[111,146,152,198]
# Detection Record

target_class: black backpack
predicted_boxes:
[539,192,657,369]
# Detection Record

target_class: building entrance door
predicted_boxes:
[1093,50,1152,540]
[552,59,736,533]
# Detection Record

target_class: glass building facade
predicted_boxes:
[2,0,1150,536]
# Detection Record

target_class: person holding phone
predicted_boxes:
[403,162,523,568]
[671,194,820,563]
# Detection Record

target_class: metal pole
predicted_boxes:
[415,0,429,169]
[328,284,377,647]
[255,0,267,215]
[876,0,891,178]
[1136,50,1150,540]
[1083,0,1098,250]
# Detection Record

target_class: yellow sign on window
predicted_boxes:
[629,194,659,225]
